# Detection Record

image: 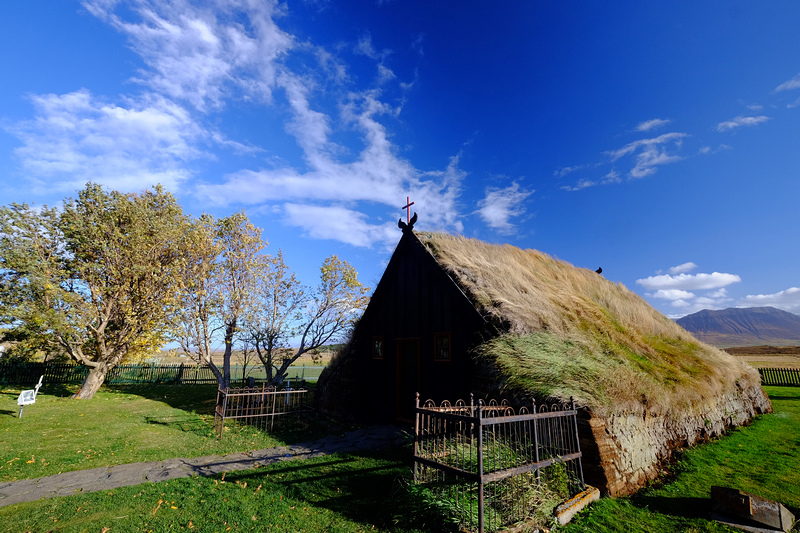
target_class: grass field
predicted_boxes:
[1,385,799,532]
[725,345,800,370]
[562,386,800,533]
[0,384,337,483]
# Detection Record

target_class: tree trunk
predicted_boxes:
[206,359,224,388]
[74,365,107,399]
[272,349,304,386]
[221,320,236,389]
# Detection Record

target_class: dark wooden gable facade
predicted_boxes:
[352,228,488,423]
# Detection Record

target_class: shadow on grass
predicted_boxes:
[0,383,77,398]
[632,494,712,520]
[0,409,17,417]
[766,394,800,401]
[144,414,210,434]
[218,448,420,532]
[107,382,353,445]
[103,383,220,410]
[39,384,80,398]
[221,412,357,446]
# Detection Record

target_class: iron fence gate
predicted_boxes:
[413,394,585,533]
[213,384,310,437]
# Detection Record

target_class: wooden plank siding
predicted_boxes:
[348,229,491,423]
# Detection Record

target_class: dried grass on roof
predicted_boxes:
[419,232,761,416]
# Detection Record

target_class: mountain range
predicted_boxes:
[676,306,800,347]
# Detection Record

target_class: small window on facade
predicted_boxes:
[372,337,384,359]
[434,333,451,362]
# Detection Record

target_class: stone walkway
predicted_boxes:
[0,425,408,508]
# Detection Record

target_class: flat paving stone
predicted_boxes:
[0,425,408,508]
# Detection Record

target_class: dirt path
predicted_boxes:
[0,425,407,508]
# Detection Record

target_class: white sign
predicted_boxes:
[17,389,37,406]
[16,375,43,418]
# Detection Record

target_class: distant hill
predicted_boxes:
[677,307,800,347]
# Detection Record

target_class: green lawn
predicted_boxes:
[0,383,333,483]
[1,385,799,532]
[1,449,425,533]
[562,386,800,532]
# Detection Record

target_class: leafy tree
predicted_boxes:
[243,250,306,384]
[0,204,66,362]
[176,212,265,389]
[175,215,223,381]
[0,183,190,399]
[246,254,369,386]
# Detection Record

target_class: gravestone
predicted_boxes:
[711,486,796,533]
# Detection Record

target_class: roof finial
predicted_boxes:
[402,196,415,224]
[398,196,417,232]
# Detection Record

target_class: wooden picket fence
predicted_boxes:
[0,361,324,386]
[0,362,218,386]
[759,367,800,387]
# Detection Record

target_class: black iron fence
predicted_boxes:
[759,367,800,386]
[413,394,585,533]
[0,362,324,386]
[213,384,310,438]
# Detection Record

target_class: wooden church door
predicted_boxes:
[395,339,420,422]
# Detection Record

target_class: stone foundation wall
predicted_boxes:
[584,382,772,496]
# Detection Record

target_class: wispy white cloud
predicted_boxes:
[607,133,685,160]
[82,0,294,112]
[476,181,533,234]
[636,118,670,132]
[774,73,800,93]
[196,77,465,237]
[699,144,732,155]
[5,0,465,249]
[637,271,741,291]
[601,169,621,184]
[739,287,800,313]
[71,0,463,248]
[283,203,397,247]
[667,262,697,275]
[554,164,587,178]
[606,132,687,178]
[667,295,735,317]
[411,34,424,56]
[651,289,695,300]
[355,32,391,62]
[560,178,595,192]
[8,89,203,193]
[640,263,739,316]
[716,115,770,132]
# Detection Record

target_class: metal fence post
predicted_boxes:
[414,392,420,483]
[532,397,540,482]
[477,399,484,533]
[570,397,585,486]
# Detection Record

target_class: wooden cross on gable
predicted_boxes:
[402,196,415,223]
[398,196,417,231]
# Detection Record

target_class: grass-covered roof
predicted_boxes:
[418,232,761,417]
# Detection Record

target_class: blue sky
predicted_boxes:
[1,0,799,319]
